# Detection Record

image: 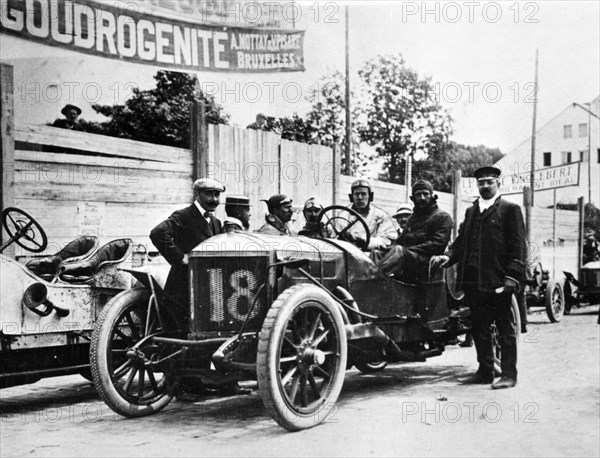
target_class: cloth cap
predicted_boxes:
[256,112,267,120]
[351,179,371,191]
[61,104,82,116]
[303,197,323,210]
[474,166,501,179]
[193,178,226,193]
[412,180,434,194]
[262,194,293,211]
[394,203,413,216]
[225,195,250,207]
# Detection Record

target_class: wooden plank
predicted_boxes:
[15,150,191,173]
[1,63,15,256]
[14,161,191,187]
[14,123,192,165]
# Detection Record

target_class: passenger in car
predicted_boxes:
[298,197,325,238]
[377,180,452,282]
[150,178,225,305]
[256,194,295,235]
[342,179,397,250]
[224,195,251,231]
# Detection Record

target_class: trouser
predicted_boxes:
[465,280,518,380]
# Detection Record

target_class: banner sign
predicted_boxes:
[0,0,305,73]
[460,162,581,197]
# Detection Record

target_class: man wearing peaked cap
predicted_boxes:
[150,177,225,305]
[225,195,251,230]
[298,197,325,238]
[341,179,397,250]
[430,165,526,389]
[256,194,295,235]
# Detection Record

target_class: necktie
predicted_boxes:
[204,212,217,235]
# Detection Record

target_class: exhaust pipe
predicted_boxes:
[22,283,70,317]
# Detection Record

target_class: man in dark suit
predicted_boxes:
[150,178,225,305]
[431,166,526,389]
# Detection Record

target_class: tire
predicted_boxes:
[355,360,388,374]
[90,288,175,418]
[257,285,347,431]
[493,294,521,376]
[545,279,565,323]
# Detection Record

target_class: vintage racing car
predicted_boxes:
[89,206,493,431]
[0,207,133,388]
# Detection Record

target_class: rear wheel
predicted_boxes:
[355,360,387,374]
[545,279,565,322]
[90,288,177,417]
[257,285,347,431]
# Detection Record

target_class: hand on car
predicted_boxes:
[340,231,366,248]
[502,277,519,295]
[429,255,449,270]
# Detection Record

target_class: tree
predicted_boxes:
[78,71,229,148]
[358,54,453,184]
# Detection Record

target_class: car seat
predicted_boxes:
[26,236,99,281]
[59,238,133,285]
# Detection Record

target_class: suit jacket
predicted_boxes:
[150,204,221,302]
[446,197,526,293]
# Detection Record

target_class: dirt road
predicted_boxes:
[1,307,598,457]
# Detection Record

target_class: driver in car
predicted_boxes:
[377,180,452,282]
[339,179,397,250]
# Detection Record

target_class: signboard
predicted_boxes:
[0,0,305,73]
[460,162,581,197]
[77,201,105,237]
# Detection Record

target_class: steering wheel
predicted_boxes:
[1,207,48,253]
[317,205,371,250]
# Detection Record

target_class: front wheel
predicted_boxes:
[545,279,565,322]
[257,285,347,431]
[90,288,177,418]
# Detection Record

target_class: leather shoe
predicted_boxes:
[491,377,517,389]
[459,372,494,384]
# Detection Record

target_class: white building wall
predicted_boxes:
[495,99,599,207]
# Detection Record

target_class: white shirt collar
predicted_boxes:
[478,193,501,213]
[194,200,212,222]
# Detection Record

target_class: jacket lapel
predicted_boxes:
[481,197,501,220]
[190,204,214,238]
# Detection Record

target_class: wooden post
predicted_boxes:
[190,101,208,184]
[523,186,532,251]
[1,63,15,256]
[577,196,584,269]
[552,189,557,277]
[452,170,461,240]
[332,144,341,205]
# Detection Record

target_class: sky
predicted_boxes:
[1,0,599,153]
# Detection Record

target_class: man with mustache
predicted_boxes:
[256,194,295,235]
[431,166,526,389]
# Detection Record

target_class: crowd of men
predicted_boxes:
[151,166,526,390]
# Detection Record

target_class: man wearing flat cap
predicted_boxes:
[225,195,251,231]
[52,104,82,130]
[256,194,295,235]
[393,202,413,234]
[150,178,225,304]
[298,197,325,238]
[430,166,526,389]
[378,180,452,282]
[340,179,397,250]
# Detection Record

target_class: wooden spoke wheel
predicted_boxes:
[545,279,565,323]
[257,285,347,431]
[91,289,178,417]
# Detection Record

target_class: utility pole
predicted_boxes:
[529,49,539,207]
[344,5,352,174]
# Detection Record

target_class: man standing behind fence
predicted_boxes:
[431,166,526,389]
[150,178,225,305]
